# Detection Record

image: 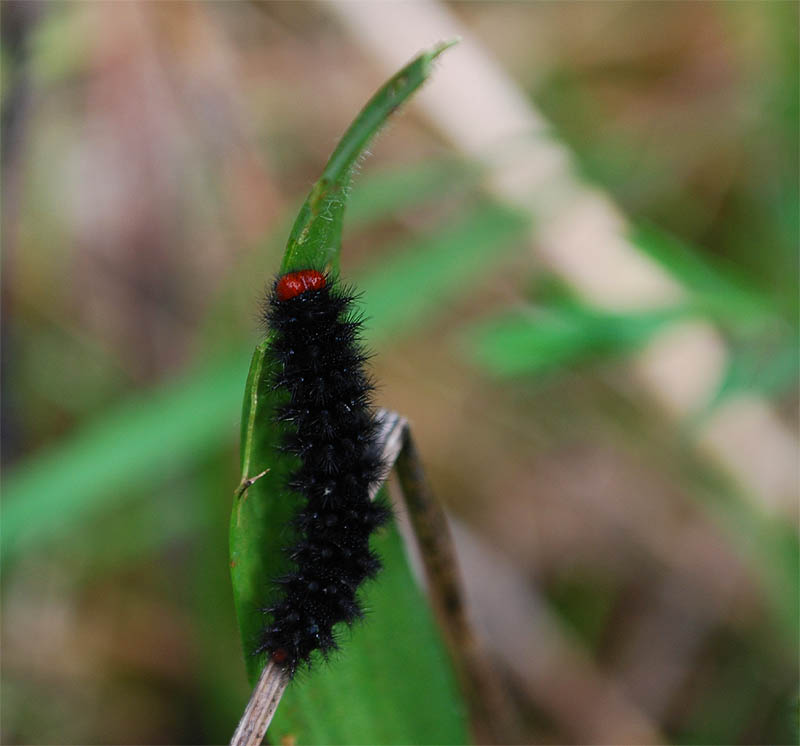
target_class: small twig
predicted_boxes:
[394,429,519,744]
[229,661,289,746]
[236,468,270,498]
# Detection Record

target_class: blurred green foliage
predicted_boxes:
[2,2,797,745]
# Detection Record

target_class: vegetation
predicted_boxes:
[2,3,797,744]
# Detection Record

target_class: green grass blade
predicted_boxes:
[231,42,469,742]
[465,304,686,377]
[1,354,249,562]
[631,221,799,408]
[630,221,776,324]
[281,40,458,275]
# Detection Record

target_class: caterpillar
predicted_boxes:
[257,269,390,677]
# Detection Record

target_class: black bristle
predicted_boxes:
[258,271,388,677]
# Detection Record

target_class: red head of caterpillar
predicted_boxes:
[275,270,327,302]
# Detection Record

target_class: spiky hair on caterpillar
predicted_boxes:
[257,269,390,677]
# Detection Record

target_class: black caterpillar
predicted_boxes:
[257,269,389,677]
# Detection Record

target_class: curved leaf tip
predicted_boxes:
[279,41,458,276]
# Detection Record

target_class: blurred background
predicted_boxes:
[2,2,797,744]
